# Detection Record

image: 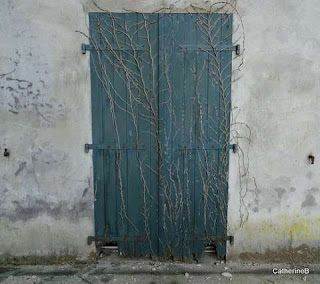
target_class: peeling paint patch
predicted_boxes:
[310,187,319,193]
[15,161,27,176]
[275,187,286,199]
[301,193,317,208]
[306,171,313,179]
[7,197,93,222]
[81,178,91,198]
[0,60,65,125]
[82,188,89,198]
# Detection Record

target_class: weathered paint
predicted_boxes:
[90,13,232,259]
[0,0,320,260]
[0,0,94,257]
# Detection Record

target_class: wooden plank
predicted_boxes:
[193,13,207,259]
[216,14,233,259]
[158,12,167,258]
[89,13,105,238]
[136,13,160,257]
[146,13,160,257]
[99,13,118,240]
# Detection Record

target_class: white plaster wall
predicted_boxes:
[0,0,319,258]
[228,0,320,259]
[0,0,94,257]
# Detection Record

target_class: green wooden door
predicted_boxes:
[89,12,233,260]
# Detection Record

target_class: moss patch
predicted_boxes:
[0,252,96,266]
[239,244,320,264]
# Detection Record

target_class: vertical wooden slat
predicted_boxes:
[158,12,166,258]
[99,13,117,240]
[89,13,105,237]
[216,13,233,259]
[193,14,207,260]
[148,13,160,257]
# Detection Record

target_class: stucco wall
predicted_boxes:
[0,0,319,260]
[227,0,320,260]
[0,0,94,257]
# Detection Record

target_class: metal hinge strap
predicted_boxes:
[85,144,236,153]
[229,144,238,153]
[85,143,145,153]
[88,235,234,245]
[81,43,144,54]
[179,44,240,55]
[82,43,240,55]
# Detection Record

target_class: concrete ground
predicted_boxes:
[1,254,319,284]
[0,273,319,284]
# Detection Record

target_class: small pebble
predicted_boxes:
[221,272,233,278]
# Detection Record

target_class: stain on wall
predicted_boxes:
[1,58,65,126]
[0,0,93,257]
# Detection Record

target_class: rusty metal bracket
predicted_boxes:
[87,235,148,245]
[235,44,241,55]
[85,143,145,153]
[231,144,238,153]
[81,43,91,54]
[87,236,96,245]
[81,43,145,54]
[179,44,240,55]
[88,235,234,246]
[84,143,90,153]
[228,144,238,153]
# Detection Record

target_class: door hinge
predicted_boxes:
[81,44,91,54]
[235,44,241,55]
[87,143,236,153]
[87,235,148,245]
[84,143,91,153]
[229,144,238,153]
